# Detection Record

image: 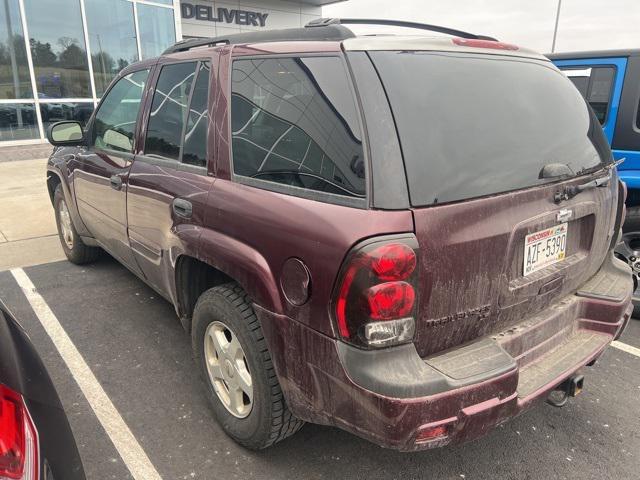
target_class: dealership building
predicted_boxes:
[0,0,342,146]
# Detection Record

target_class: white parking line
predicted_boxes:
[611,340,640,358]
[11,268,162,480]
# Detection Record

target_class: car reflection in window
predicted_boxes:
[231,57,366,199]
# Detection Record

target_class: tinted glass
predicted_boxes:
[586,67,615,124]
[85,0,138,97]
[145,62,196,160]
[92,69,148,153]
[0,0,32,99]
[137,4,176,60]
[370,52,606,207]
[562,67,615,125]
[0,103,38,140]
[182,62,210,167]
[24,0,91,98]
[231,57,365,198]
[567,76,589,97]
[40,101,93,132]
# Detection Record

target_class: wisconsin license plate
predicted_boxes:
[523,224,568,276]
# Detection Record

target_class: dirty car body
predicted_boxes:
[45,23,633,451]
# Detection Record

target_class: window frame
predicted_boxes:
[85,66,152,160]
[561,64,617,126]
[228,53,370,210]
[136,58,211,176]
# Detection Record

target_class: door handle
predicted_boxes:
[172,198,193,219]
[110,175,123,190]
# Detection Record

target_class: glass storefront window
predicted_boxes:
[85,0,138,97]
[0,102,38,140]
[0,0,32,99]
[39,101,93,132]
[0,0,178,144]
[24,0,91,98]
[137,3,175,60]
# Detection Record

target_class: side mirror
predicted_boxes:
[47,121,85,146]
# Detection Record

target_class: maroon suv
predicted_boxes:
[45,19,633,451]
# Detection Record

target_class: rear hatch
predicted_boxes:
[369,49,618,357]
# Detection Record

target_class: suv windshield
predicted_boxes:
[369,51,609,206]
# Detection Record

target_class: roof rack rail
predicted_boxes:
[162,24,355,55]
[161,18,497,55]
[163,37,230,54]
[306,18,497,41]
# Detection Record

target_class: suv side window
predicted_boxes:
[92,69,149,153]
[182,62,210,168]
[230,57,366,199]
[145,62,197,161]
[562,66,615,124]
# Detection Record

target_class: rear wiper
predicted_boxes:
[539,163,574,179]
[575,157,625,176]
[554,173,612,203]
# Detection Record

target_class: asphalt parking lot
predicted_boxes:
[1,256,639,480]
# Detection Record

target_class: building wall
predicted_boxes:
[180,0,322,39]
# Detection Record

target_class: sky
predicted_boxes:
[323,0,640,53]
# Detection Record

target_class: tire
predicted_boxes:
[192,283,303,449]
[53,184,100,265]
[622,206,640,233]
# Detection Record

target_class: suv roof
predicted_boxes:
[162,18,543,61]
[163,18,497,54]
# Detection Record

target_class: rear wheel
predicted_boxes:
[53,184,100,265]
[192,283,303,449]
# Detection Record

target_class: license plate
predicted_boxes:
[523,224,568,276]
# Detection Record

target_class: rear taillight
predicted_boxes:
[0,384,38,480]
[333,235,419,348]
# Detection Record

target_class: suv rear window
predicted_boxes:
[370,52,608,207]
[230,56,366,199]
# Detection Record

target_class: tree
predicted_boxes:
[117,58,129,71]
[29,39,56,66]
[92,51,115,74]
[59,43,87,68]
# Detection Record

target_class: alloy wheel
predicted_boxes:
[58,199,74,249]
[204,321,253,418]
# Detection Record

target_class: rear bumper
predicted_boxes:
[257,256,633,451]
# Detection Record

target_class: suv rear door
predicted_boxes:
[126,58,215,296]
[365,50,618,356]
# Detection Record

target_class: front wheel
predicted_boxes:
[53,184,100,265]
[192,283,303,449]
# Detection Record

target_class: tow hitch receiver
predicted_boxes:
[567,374,584,397]
[546,374,584,407]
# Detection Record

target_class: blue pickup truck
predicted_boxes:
[549,49,640,310]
